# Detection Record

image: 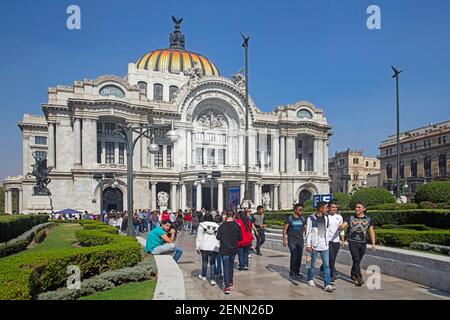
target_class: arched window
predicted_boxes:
[153,83,163,101]
[400,161,404,179]
[439,154,447,176]
[137,81,147,93]
[410,159,417,177]
[424,157,432,177]
[169,85,179,101]
[386,164,393,179]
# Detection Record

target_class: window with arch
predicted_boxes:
[424,157,432,177]
[439,154,447,176]
[153,83,163,101]
[169,85,179,100]
[410,159,417,177]
[137,81,147,93]
[386,164,393,179]
[400,161,404,179]
[99,85,125,98]
[296,109,313,119]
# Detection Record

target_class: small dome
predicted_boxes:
[136,16,219,77]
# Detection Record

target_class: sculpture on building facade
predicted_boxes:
[262,192,271,210]
[188,61,204,87]
[198,110,225,129]
[169,16,185,49]
[231,72,246,91]
[157,191,169,210]
[26,153,53,196]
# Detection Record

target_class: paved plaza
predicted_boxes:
[163,231,450,300]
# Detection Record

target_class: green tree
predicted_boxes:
[349,187,395,209]
[415,181,450,204]
[332,192,352,209]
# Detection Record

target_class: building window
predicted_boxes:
[97,122,102,134]
[438,137,442,145]
[400,161,404,179]
[411,159,417,177]
[154,145,163,167]
[439,154,447,176]
[424,157,432,177]
[105,142,115,164]
[104,123,116,134]
[35,151,47,161]
[297,140,303,148]
[196,147,204,165]
[195,132,204,141]
[138,81,147,93]
[35,136,47,145]
[153,83,163,101]
[298,154,303,171]
[166,146,172,167]
[366,161,369,167]
[207,148,215,165]
[373,161,376,167]
[97,141,102,163]
[218,149,226,165]
[443,136,447,144]
[169,85,178,100]
[387,164,393,179]
[118,143,124,164]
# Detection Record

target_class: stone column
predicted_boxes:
[273,134,279,173]
[4,190,9,214]
[18,189,23,213]
[82,119,97,168]
[186,130,192,166]
[227,135,233,165]
[196,182,202,211]
[170,183,177,211]
[181,183,187,210]
[48,122,55,169]
[151,182,157,211]
[323,139,329,176]
[254,183,261,206]
[114,143,119,165]
[317,139,324,176]
[74,118,82,167]
[313,138,319,173]
[101,141,106,164]
[217,180,224,213]
[286,136,296,174]
[273,185,279,211]
[280,136,285,173]
[240,182,245,204]
[7,190,13,214]
[239,134,244,166]
[163,145,168,168]
[249,133,256,168]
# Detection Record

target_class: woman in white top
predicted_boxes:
[196,213,220,286]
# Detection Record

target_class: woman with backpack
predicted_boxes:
[196,213,220,286]
[235,210,254,271]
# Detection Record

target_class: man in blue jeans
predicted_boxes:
[146,220,183,262]
[305,202,335,292]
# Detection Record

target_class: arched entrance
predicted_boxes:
[299,190,312,204]
[102,187,123,212]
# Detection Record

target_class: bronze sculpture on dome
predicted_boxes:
[170,16,185,50]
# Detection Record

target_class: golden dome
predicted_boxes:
[136,16,219,77]
[136,49,219,76]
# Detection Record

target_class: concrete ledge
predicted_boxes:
[136,236,186,300]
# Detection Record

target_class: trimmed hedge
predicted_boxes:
[410,242,450,256]
[0,215,49,243]
[0,220,141,300]
[33,229,47,244]
[415,181,450,204]
[367,203,418,210]
[0,240,29,258]
[380,224,433,231]
[376,229,450,247]
[349,188,395,209]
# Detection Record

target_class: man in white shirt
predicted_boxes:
[326,200,344,284]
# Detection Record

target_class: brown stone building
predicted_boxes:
[379,120,449,195]
[329,149,380,194]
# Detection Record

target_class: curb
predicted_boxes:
[136,236,186,300]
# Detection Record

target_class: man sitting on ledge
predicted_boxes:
[146,220,183,262]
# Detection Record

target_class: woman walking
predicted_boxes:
[235,210,254,271]
[196,213,220,286]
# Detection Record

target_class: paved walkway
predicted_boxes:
[172,231,450,300]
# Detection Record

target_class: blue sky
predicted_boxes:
[0,0,449,181]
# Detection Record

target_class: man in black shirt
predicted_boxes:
[341,201,376,287]
[283,203,306,279]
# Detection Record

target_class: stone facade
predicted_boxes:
[379,120,449,195]
[3,20,332,214]
[329,149,380,194]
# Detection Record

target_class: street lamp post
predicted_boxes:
[392,66,402,200]
[115,118,179,236]
[240,33,253,210]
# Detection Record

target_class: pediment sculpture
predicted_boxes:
[198,110,225,129]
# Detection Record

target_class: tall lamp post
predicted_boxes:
[115,118,179,236]
[391,66,402,200]
[240,33,253,210]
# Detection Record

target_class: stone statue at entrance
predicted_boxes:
[262,192,271,210]
[26,152,53,196]
[157,191,169,210]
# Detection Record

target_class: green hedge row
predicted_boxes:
[0,215,49,243]
[0,220,142,300]
[0,240,29,258]
[376,229,450,247]
[265,209,450,229]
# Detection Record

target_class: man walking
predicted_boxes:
[253,205,266,256]
[305,202,335,292]
[283,203,306,279]
[326,200,344,284]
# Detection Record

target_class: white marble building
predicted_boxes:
[3,18,332,214]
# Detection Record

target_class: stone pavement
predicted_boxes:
[172,231,450,300]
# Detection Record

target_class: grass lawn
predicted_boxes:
[29,223,81,252]
[79,279,157,300]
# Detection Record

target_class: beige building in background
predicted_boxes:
[379,120,449,195]
[329,149,380,194]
